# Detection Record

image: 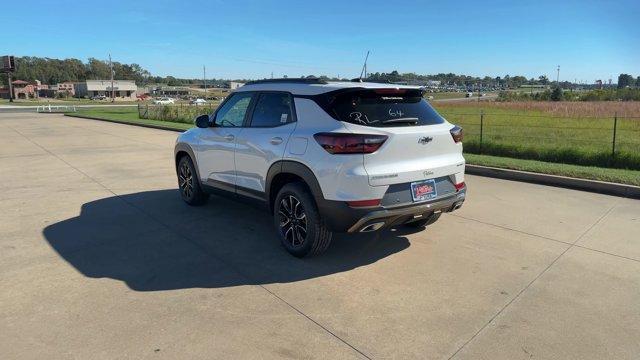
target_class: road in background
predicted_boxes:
[1,113,638,359]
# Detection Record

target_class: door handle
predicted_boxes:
[270,137,283,145]
[224,134,235,141]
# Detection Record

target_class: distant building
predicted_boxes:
[8,80,38,99]
[229,81,245,90]
[75,80,137,99]
[56,82,75,96]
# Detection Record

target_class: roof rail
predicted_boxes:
[245,78,328,85]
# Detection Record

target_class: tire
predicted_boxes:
[404,212,441,228]
[273,182,333,257]
[177,155,208,206]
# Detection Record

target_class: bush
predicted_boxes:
[550,87,564,101]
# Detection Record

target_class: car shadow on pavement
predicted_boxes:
[43,190,411,291]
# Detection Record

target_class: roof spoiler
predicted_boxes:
[245,78,328,85]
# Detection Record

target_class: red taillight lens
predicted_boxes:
[314,133,387,154]
[450,125,463,143]
[454,182,466,191]
[347,199,381,207]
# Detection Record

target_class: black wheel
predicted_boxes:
[177,156,208,206]
[404,212,441,228]
[274,183,332,257]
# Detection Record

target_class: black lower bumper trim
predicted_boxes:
[316,189,466,233]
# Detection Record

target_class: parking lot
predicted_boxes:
[1,112,639,359]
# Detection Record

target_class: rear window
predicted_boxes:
[328,89,445,127]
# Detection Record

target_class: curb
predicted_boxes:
[466,164,640,199]
[64,114,186,133]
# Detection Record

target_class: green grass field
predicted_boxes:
[67,107,193,130]
[432,103,640,170]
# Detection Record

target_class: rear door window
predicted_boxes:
[329,89,445,127]
[249,92,294,127]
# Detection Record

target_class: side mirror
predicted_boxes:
[195,114,210,128]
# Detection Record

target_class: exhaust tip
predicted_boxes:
[451,202,464,211]
[359,222,385,232]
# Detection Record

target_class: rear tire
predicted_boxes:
[177,156,208,206]
[273,182,333,257]
[404,212,441,228]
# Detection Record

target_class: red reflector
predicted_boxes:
[373,88,407,95]
[314,133,387,154]
[454,182,466,191]
[347,199,381,207]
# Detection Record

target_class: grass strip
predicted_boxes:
[465,153,640,186]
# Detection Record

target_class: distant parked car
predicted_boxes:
[190,98,207,105]
[91,95,107,100]
[154,97,175,105]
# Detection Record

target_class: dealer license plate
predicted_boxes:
[410,179,437,202]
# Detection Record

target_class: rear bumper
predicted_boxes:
[317,187,466,233]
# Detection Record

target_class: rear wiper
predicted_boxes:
[381,117,419,125]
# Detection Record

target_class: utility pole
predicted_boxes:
[7,71,13,102]
[556,65,560,87]
[203,65,207,99]
[109,54,115,103]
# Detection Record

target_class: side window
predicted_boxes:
[249,92,294,127]
[214,92,253,127]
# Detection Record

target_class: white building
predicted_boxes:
[75,80,137,99]
[229,81,245,90]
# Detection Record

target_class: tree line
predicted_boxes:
[2,56,639,90]
[0,57,152,86]
[0,56,255,87]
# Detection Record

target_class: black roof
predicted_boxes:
[245,78,328,85]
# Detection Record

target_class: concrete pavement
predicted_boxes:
[1,113,639,359]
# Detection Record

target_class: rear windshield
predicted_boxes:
[328,89,445,127]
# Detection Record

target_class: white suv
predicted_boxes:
[175,79,466,257]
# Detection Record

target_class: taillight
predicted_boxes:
[454,182,466,191]
[313,133,387,154]
[450,125,463,143]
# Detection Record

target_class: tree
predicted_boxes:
[538,75,549,85]
[550,87,563,101]
[617,74,634,88]
[636,76,640,88]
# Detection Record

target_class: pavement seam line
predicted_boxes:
[450,214,571,245]
[447,203,619,359]
[5,122,373,360]
[450,212,639,263]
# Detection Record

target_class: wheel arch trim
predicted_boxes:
[265,160,324,212]
[174,143,203,182]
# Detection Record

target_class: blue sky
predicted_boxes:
[1,0,638,81]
